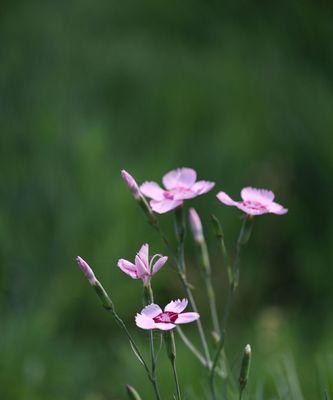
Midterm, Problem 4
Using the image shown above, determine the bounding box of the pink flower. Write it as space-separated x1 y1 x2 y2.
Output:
217 187 288 216
76 256 97 285
140 167 215 214
117 244 168 286
135 299 199 331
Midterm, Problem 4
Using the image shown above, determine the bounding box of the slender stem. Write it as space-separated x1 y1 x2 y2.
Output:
149 330 161 400
171 358 182 400
209 283 234 398
165 331 182 400
144 283 161 400
239 390 244 400
176 326 207 366
200 240 221 337
209 217 252 400
110 309 153 380
177 270 211 365
176 327 224 378
152 214 211 367
209 332 226 400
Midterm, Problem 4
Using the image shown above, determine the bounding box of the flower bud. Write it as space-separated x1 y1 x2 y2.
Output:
210 214 224 240
189 208 204 243
239 344 251 392
121 170 141 200
121 169 157 226
76 256 97 285
126 385 142 400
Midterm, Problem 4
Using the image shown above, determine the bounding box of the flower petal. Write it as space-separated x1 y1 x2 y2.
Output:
172 188 198 200
191 180 215 195
235 203 268 216
135 313 156 330
135 254 149 277
140 182 165 200
164 299 188 313
241 187 275 203
162 168 197 190
267 201 288 215
152 256 168 275
141 303 163 318
154 323 176 331
150 199 183 214
138 244 149 267
175 312 200 324
216 191 238 206
117 259 138 279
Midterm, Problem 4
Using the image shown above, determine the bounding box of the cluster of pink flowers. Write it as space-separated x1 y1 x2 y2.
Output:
77 167 288 332
122 167 288 217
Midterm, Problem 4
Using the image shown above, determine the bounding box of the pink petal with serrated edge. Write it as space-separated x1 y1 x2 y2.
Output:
141 304 162 318
191 180 215 195
164 299 188 313
176 312 200 324
241 187 275 203
162 168 197 190
267 202 288 215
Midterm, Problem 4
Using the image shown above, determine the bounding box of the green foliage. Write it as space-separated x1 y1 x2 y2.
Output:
1 0 332 398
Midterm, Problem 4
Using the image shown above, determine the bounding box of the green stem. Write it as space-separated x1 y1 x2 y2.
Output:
165 331 182 400
172 359 182 400
209 332 226 400
209 216 252 400
94 282 161 399
144 283 161 400
152 212 211 367
176 326 207 367
177 270 211 366
200 240 221 338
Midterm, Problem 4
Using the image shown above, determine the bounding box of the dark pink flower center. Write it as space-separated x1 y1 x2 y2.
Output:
164 191 174 200
153 312 179 324
241 200 267 211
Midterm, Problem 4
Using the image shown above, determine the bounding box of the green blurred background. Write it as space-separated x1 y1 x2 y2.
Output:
1 0 333 398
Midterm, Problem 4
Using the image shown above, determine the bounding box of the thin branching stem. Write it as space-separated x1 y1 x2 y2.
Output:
209 217 252 400
151 216 211 367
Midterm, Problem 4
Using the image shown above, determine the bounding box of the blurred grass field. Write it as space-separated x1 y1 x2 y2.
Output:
1 0 333 398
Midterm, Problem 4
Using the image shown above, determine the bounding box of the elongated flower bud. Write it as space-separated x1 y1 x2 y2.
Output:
121 169 157 226
121 170 141 200
76 256 97 285
189 208 204 244
76 256 114 310
211 214 224 240
126 385 142 400
239 344 251 392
